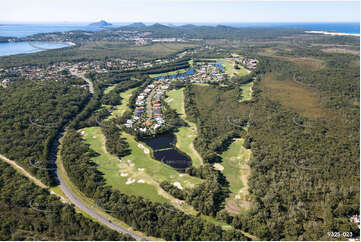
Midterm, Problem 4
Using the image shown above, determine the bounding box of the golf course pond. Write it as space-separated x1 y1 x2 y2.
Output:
142 133 192 172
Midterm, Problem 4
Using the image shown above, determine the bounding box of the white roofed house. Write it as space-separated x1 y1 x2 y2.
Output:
1 79 10 88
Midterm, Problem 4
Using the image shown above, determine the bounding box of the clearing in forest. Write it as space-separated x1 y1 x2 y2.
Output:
239 82 254 102
106 87 137 120
220 138 251 214
166 88 203 168
259 73 327 119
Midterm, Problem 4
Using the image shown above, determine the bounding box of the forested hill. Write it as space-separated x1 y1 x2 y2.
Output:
115 24 305 40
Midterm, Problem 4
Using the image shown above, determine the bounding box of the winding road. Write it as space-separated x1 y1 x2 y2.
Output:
0 73 145 241
56 151 144 240
57 73 145 240
70 70 95 94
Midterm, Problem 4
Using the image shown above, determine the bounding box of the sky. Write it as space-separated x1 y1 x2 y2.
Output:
0 0 359 23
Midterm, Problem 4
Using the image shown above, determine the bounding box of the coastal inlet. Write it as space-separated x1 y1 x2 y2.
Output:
0 41 73 57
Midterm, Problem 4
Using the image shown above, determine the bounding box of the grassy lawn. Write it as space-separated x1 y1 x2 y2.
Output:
239 81 254 102
80 127 202 207
79 127 249 230
149 68 188 78
166 88 203 167
103 84 116 94
106 87 137 120
121 132 202 188
220 138 252 214
213 58 250 77
81 127 168 203
189 59 194 67
56 133 157 240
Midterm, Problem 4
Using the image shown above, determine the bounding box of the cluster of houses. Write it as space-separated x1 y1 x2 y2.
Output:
20 29 153 46
241 58 258 69
191 63 225 83
125 79 169 133
0 51 191 85
0 64 72 82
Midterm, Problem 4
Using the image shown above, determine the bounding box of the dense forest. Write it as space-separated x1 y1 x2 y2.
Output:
0 160 133 240
184 85 249 163
118 24 304 40
0 80 89 186
230 42 360 240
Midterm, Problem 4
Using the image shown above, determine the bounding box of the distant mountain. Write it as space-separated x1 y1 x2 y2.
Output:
178 24 197 29
88 20 112 27
150 23 170 28
125 22 146 28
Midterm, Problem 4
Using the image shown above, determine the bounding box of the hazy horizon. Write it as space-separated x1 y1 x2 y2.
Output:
1 21 360 24
1 1 359 23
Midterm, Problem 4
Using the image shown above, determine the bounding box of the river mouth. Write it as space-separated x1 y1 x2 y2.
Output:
142 133 192 172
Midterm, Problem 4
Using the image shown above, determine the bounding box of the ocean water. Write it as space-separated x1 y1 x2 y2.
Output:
0 22 358 57
0 41 71 57
0 24 103 38
223 22 360 34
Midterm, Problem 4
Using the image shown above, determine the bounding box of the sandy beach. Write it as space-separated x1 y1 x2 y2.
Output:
305 30 360 37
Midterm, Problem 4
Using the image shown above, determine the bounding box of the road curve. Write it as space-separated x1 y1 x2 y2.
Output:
51 75 145 240
1 73 144 240
56 149 145 241
0 69 144 240
70 70 95 94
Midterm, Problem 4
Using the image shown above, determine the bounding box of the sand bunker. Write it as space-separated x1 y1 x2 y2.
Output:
127 160 134 167
92 136 96 138
120 172 128 177
126 178 136 184
137 144 150 154
137 179 145 183
173 182 183 190
235 195 241 199
138 168 145 171
80 131 85 135
178 174 184 177
213 163 224 171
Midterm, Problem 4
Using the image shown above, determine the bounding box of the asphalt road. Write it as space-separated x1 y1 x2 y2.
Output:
53 74 145 240
38 72 144 240
56 159 145 241
70 71 95 94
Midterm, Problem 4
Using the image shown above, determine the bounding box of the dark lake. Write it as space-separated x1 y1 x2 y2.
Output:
142 133 192 172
